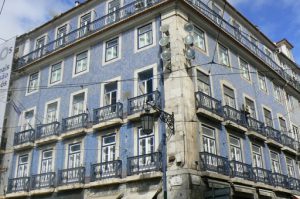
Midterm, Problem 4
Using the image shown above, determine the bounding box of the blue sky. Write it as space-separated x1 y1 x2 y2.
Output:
0 0 299 64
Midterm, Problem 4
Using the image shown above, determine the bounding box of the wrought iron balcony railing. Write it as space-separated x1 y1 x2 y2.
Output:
281 134 297 151
15 0 163 70
93 103 123 124
128 90 161 115
58 167 85 185
272 173 289 189
31 172 56 190
195 91 223 116
265 126 282 144
223 105 247 126
246 117 266 136
230 160 254 181
7 177 30 193
289 177 300 190
61 113 88 132
253 167 273 185
90 160 122 181
36 122 60 140
185 0 300 92
127 152 162 176
199 152 230 176
13 129 35 146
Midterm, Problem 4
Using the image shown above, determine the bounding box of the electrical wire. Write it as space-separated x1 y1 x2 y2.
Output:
0 0 5 15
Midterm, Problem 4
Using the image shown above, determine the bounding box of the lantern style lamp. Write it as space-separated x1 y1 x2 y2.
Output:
140 108 155 135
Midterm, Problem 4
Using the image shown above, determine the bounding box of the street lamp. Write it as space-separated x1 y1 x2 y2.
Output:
140 108 155 135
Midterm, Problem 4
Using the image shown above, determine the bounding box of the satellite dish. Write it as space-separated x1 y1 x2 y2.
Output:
185 48 195 60
160 24 170 33
159 36 170 47
184 23 194 33
161 49 171 61
184 35 194 45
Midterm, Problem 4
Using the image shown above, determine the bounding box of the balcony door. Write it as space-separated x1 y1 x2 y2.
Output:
101 134 116 177
39 150 53 186
104 82 118 116
15 155 29 191
229 136 243 173
67 143 81 182
138 128 155 170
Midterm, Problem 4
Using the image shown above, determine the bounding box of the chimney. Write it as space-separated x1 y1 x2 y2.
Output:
75 1 80 6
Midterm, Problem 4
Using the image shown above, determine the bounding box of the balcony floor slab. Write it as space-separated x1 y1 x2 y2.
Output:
35 135 59 145
246 131 267 141
125 171 162 183
230 178 255 187
60 128 86 139
127 110 158 121
30 188 55 195
200 171 230 182
222 121 247 132
265 139 283 148
13 143 34 151
196 108 224 122
56 183 84 192
85 177 122 188
5 191 29 198
93 118 123 130
281 146 297 155
258 189 276 198
232 184 256 195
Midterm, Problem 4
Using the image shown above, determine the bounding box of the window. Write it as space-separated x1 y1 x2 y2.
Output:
291 125 299 141
68 143 81 169
45 102 58 123
212 3 221 24
40 150 53 173
56 25 67 47
138 23 153 49
138 69 153 95
36 36 46 57
17 154 29 177
75 51 88 75
239 58 250 81
104 82 117 106
105 37 119 62
194 28 206 51
218 44 230 66
270 151 281 173
245 98 256 118
27 72 39 93
79 12 91 37
278 117 287 133
197 71 210 95
229 136 242 162
265 48 272 63
250 36 258 52
286 157 294 177
50 62 62 84
232 20 241 40
22 110 34 131
263 108 273 127
252 144 263 168
138 127 154 156
202 125 216 154
273 84 282 102
258 72 267 92
107 0 120 23
72 93 85 116
223 85 235 108
101 134 116 162
287 95 294 110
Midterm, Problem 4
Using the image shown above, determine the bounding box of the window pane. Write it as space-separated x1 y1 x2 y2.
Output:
138 23 153 49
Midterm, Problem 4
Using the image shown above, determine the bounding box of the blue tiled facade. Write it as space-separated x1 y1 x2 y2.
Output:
1 0 300 198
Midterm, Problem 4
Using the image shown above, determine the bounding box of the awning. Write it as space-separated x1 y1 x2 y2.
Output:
90 192 123 199
293 195 300 199
124 189 159 199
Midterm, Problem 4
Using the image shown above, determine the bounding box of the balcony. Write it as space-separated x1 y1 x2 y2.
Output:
199 152 230 176
35 122 60 145
230 160 255 182
15 0 163 70
90 160 122 184
185 0 300 93
272 173 289 189
127 91 161 120
289 177 300 190
93 103 123 130
13 129 35 150
7 177 30 195
253 167 273 186
222 105 247 132
61 113 88 139
281 134 297 153
246 117 266 140
127 152 162 176
265 126 282 147
57 167 85 191
195 91 223 122
30 172 55 194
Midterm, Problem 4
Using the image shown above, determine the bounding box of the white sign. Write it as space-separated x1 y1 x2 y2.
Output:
0 38 16 143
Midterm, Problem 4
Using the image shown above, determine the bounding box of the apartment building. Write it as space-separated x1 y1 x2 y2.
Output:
0 0 300 198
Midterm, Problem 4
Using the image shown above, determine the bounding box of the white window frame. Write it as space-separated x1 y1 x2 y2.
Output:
286 156 295 177
133 64 158 97
38 146 55 174
106 0 123 24
243 94 257 119
257 72 268 93
102 35 122 66
64 139 84 169
97 130 120 163
48 60 64 86
77 10 95 36
277 115 288 133
19 107 36 131
34 34 48 51
68 89 88 117
262 105 274 128
238 57 251 82
14 152 31 178
229 135 243 162
273 83 282 103
221 81 236 108
100 76 121 107
72 49 90 78
193 26 208 54
134 20 156 53
26 71 40 96
218 43 231 67
54 23 70 48
201 124 217 154
251 144 264 168
43 98 61 124
270 150 281 174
